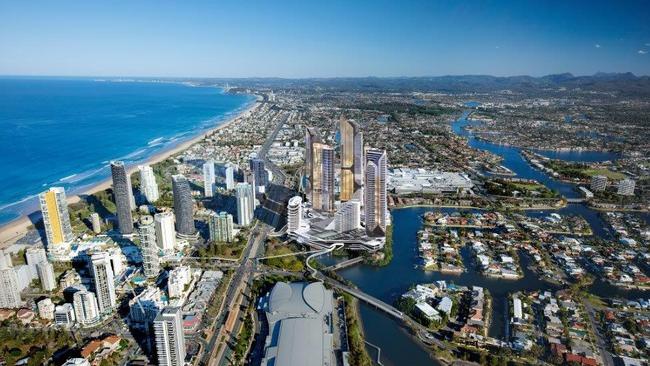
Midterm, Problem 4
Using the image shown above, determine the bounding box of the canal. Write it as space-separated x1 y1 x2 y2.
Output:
334 109 645 366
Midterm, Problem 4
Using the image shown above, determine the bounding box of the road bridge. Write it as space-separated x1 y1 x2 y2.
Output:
322 256 365 271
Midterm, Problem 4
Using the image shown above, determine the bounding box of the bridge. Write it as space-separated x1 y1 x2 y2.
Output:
566 198 586 203
322 256 365 271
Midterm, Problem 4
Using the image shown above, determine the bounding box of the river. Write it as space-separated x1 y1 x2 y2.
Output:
333 109 646 366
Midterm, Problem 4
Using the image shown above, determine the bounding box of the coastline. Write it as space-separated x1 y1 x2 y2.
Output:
0 98 260 249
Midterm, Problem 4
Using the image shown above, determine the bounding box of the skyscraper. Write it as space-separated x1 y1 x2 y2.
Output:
249 158 268 193
90 212 101 234
225 163 236 190
287 196 303 234
90 252 116 315
140 215 160 278
36 261 56 291
364 148 388 236
202 160 216 197
138 165 160 203
0 251 21 308
39 187 74 252
25 247 48 278
111 161 135 234
590 175 608 192
172 175 195 236
335 200 361 233
72 289 100 326
154 307 186 366
311 143 335 211
304 127 322 195
154 212 176 253
235 183 255 226
208 211 234 243
340 118 364 202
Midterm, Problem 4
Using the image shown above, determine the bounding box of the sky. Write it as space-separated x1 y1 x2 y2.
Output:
1 0 649 78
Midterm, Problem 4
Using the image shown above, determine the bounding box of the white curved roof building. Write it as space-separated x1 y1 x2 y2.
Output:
261 281 334 366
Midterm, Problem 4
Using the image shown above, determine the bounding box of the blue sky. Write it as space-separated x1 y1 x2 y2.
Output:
1 0 649 78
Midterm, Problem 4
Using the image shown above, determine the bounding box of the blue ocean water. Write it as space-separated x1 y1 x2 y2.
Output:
0 77 254 225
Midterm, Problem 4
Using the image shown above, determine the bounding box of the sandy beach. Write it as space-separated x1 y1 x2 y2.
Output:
0 99 260 249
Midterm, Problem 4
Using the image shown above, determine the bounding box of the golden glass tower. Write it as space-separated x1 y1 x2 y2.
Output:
39 187 73 251
339 118 363 201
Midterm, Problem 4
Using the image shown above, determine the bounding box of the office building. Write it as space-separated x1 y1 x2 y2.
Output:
154 307 186 366
0 251 21 308
155 212 176 253
236 182 255 226
208 211 234 243
225 163 236 190
37 298 55 320
311 143 335 211
340 118 364 201
90 212 101 234
140 215 160 278
37 261 56 291
129 286 163 328
250 158 268 193
167 266 191 299
590 175 608 192
287 196 303 234
202 160 216 197
73 290 100 326
54 303 76 326
139 165 160 203
365 148 388 236
172 175 195 236
260 282 335 366
90 252 116 315
14 264 35 291
111 161 135 234
617 178 636 196
335 200 361 233
39 187 74 252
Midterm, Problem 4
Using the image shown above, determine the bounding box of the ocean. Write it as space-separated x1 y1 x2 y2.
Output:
0 77 254 225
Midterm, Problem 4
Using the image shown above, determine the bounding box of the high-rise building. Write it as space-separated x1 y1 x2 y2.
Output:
172 175 195 236
129 286 163 329
335 200 361 233
37 261 56 291
340 118 364 202
236 183 255 226
39 187 74 253
202 160 216 197
249 158 268 193
617 178 636 196
0 251 21 308
90 212 101 234
90 252 116 315
54 303 76 326
37 298 55 320
154 306 186 366
311 143 335 211
25 247 48 278
365 148 388 236
287 196 303 234
304 127 322 195
208 211 234 243
73 289 100 326
139 165 160 203
111 161 135 234
154 212 177 253
590 175 608 192
225 163 236 190
140 216 160 278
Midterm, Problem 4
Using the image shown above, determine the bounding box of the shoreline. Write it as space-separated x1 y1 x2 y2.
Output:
0 98 260 249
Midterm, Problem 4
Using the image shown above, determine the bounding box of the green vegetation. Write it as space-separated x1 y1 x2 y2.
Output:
367 225 393 266
486 179 558 198
233 311 254 364
582 168 626 180
263 240 305 272
0 325 74 365
197 231 248 260
342 294 373 366
353 102 457 117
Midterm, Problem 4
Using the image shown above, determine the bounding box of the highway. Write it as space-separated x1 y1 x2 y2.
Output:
257 110 289 185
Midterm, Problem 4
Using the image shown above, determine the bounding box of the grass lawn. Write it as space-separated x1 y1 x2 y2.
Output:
582 168 626 180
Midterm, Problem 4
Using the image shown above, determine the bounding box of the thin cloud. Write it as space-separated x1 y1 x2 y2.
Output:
639 50 648 55
646 43 650 46
594 44 601 48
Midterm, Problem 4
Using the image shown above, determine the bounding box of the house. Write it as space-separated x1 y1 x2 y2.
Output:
437 297 453 315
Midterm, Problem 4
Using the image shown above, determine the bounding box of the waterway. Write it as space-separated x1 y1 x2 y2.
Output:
335 109 646 366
